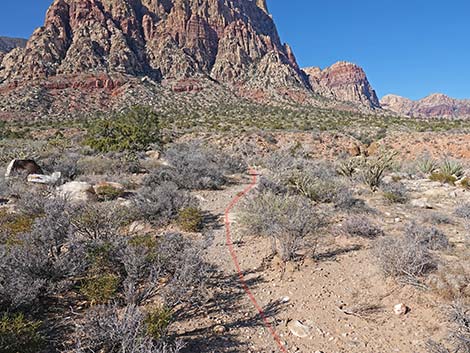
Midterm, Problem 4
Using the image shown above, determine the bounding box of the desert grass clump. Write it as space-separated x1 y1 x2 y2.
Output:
430 172 458 186
343 217 383 239
239 192 320 262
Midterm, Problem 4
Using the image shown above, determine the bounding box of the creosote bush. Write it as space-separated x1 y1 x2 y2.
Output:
239 192 321 262
85 106 161 153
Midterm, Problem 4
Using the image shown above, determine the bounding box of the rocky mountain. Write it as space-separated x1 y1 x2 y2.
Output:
0 36 27 63
303 62 381 108
0 0 387 117
0 0 307 90
381 93 470 119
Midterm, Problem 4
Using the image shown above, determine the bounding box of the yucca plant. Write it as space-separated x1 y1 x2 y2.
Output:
440 159 464 179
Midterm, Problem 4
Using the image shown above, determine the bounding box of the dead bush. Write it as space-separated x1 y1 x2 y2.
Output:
406 223 450 251
381 182 409 204
373 234 437 282
343 217 383 239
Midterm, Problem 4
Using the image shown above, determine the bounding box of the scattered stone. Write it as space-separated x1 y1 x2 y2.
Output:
410 198 432 209
213 325 226 334
288 320 312 338
393 303 409 316
57 181 98 203
27 172 61 185
145 150 161 159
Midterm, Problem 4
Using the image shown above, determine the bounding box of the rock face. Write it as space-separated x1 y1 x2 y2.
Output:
303 62 381 108
0 0 306 89
381 93 470 119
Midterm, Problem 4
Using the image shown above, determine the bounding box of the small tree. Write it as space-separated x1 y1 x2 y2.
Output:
85 106 161 153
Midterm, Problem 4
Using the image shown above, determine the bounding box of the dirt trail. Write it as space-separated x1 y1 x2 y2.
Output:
180 173 450 353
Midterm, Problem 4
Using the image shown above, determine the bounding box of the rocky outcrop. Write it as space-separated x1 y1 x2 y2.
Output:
381 93 470 119
0 37 27 65
304 62 381 108
0 0 306 90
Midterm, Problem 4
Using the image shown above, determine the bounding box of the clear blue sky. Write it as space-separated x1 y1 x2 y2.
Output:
1 0 469 100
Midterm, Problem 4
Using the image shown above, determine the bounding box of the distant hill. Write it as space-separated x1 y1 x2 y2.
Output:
381 93 470 119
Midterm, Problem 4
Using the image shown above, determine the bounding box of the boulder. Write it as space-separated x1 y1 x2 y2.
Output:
5 159 43 177
57 182 97 203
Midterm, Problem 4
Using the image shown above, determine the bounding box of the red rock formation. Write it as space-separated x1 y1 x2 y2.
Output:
0 0 306 90
304 62 381 108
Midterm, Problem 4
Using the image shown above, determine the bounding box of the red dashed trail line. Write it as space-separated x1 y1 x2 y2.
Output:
224 168 288 353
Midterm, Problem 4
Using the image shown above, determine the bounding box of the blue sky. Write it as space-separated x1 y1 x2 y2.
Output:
1 0 469 100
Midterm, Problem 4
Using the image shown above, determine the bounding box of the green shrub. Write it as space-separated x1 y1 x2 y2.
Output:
0 313 44 353
145 307 173 340
85 106 160 153
177 207 203 232
416 156 438 175
80 273 120 305
94 185 124 201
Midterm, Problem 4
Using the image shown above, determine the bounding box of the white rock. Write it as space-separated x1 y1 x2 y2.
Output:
57 182 98 203
288 320 311 338
393 303 408 316
27 172 61 185
410 198 432 209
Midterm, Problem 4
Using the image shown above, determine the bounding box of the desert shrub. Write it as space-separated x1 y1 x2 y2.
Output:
423 212 453 225
40 151 81 181
257 176 288 195
239 192 320 261
428 264 470 300
0 198 86 310
373 234 437 281
381 182 409 204
448 301 470 352
456 203 470 221
80 273 120 305
343 217 383 239
163 142 246 190
177 207 203 232
406 223 450 251
0 313 44 353
145 307 173 340
358 151 397 191
460 177 470 190
94 184 124 201
85 106 161 153
426 340 450 353
440 159 464 179
430 172 458 185
75 305 183 353
133 183 197 226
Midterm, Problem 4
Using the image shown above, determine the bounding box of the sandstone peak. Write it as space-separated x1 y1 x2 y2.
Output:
0 0 307 90
303 61 380 108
